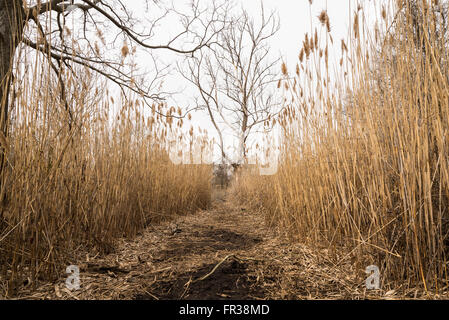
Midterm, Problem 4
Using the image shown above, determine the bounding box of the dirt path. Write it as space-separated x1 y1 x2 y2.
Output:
16 195 383 300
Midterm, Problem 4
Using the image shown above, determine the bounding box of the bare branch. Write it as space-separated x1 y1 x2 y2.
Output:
182 2 281 163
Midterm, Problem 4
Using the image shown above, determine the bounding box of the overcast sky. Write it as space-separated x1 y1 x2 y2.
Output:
119 1 383 164
166 0 362 108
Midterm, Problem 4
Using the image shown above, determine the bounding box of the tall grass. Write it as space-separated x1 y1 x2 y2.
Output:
234 0 449 290
0 36 211 296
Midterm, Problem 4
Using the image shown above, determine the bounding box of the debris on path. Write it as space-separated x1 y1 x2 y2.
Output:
11 197 417 300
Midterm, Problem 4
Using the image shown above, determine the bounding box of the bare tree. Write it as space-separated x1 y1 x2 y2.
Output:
0 0 228 177
181 3 281 165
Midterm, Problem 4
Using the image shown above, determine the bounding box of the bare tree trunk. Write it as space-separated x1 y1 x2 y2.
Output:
0 0 23 128
240 111 248 163
0 0 23 206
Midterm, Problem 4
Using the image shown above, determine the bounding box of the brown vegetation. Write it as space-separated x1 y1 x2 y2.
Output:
232 0 449 292
0 48 211 296
4 0 449 300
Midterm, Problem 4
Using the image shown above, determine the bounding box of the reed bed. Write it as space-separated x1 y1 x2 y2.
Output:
0 41 211 296
233 0 449 291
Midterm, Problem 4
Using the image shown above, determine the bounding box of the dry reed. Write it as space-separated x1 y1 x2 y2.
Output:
233 0 449 292
0 31 211 296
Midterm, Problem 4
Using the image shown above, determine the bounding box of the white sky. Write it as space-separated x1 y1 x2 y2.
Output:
113 1 383 164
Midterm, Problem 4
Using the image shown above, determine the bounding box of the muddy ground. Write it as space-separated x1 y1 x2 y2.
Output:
8 191 439 300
